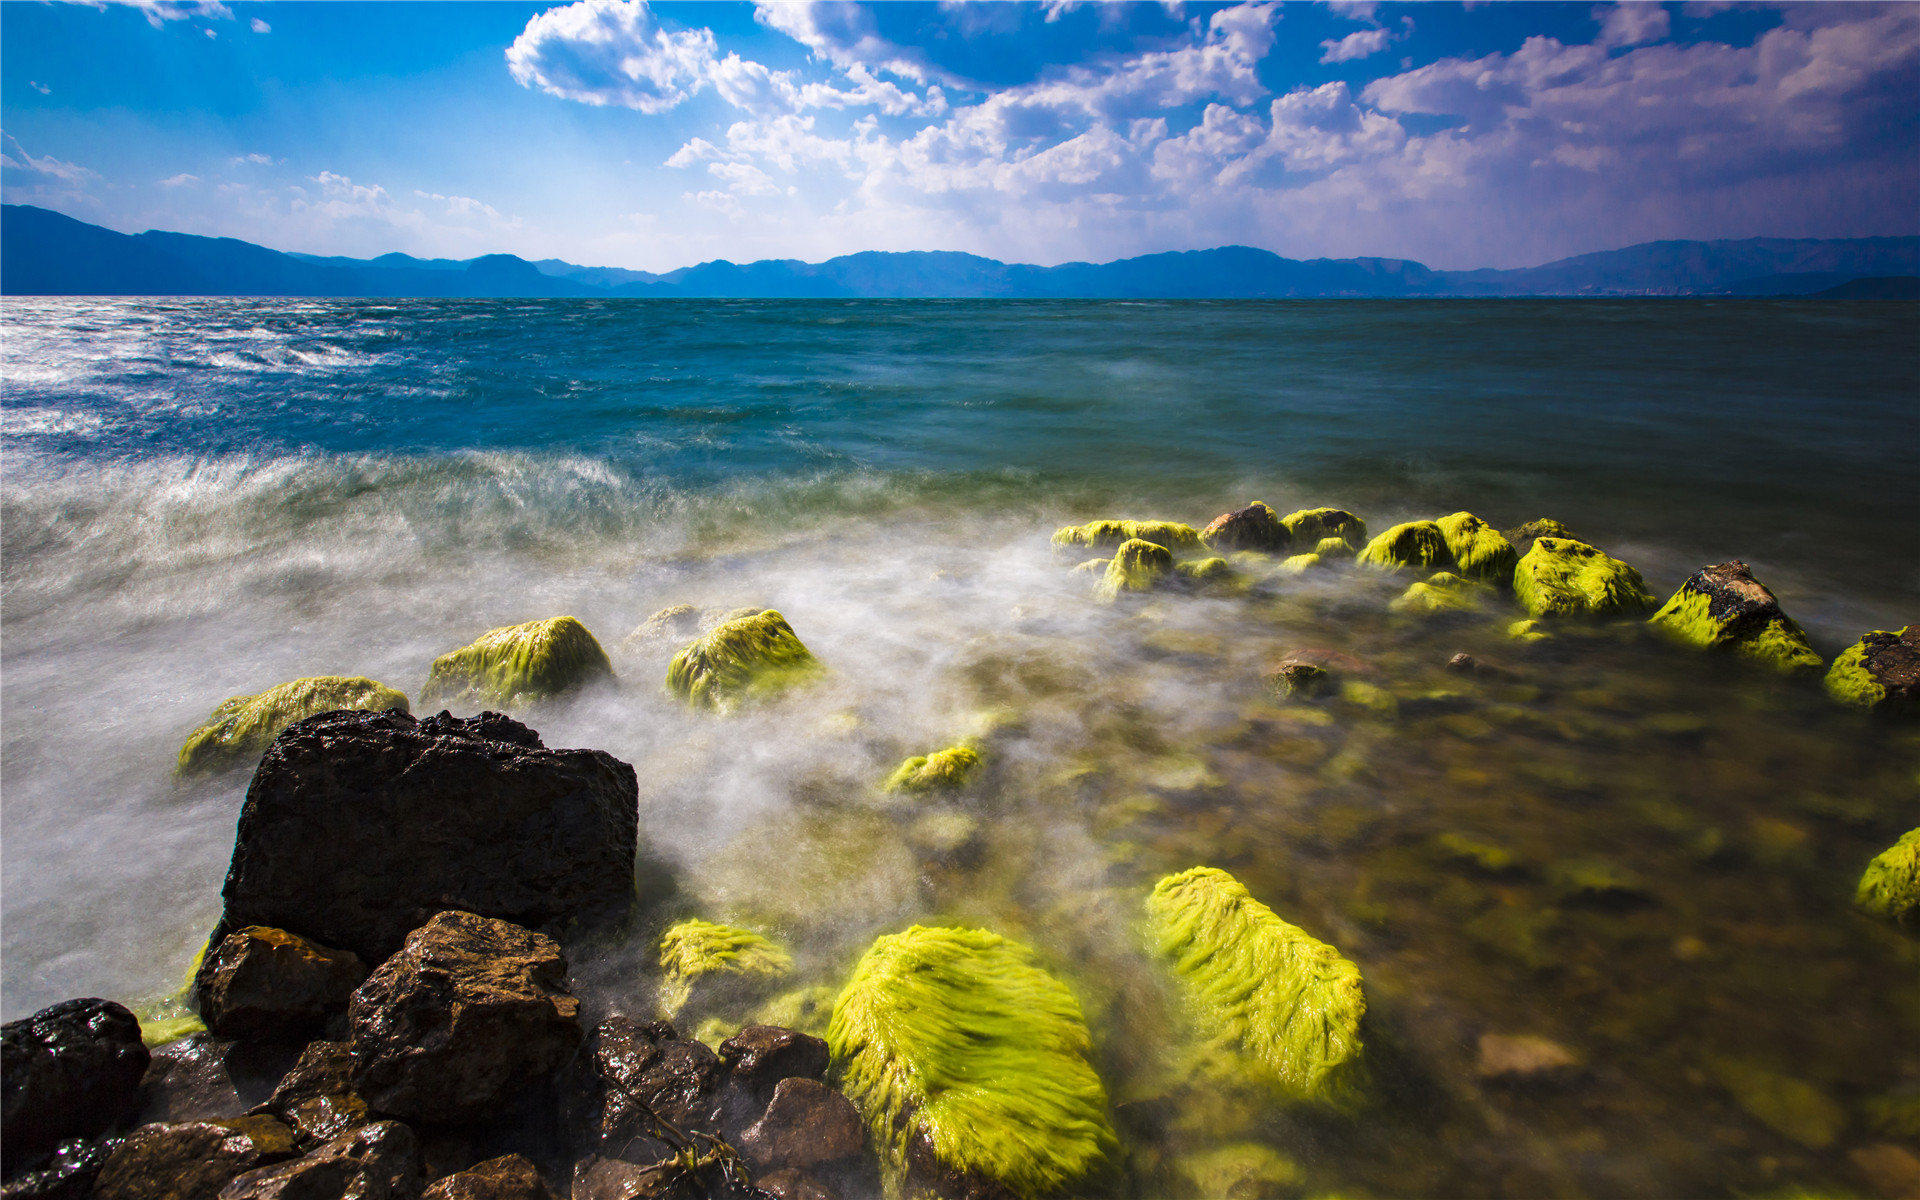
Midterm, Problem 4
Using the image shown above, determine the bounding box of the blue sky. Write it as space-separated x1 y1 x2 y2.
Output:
2 1 1914 271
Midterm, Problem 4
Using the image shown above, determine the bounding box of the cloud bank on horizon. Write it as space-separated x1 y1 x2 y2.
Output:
2 1 1915 271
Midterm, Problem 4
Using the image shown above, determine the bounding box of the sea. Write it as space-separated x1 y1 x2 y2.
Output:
2 297 1916 1197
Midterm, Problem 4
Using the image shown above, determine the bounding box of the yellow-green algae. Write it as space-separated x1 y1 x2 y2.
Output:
885 745 983 794
1052 519 1201 558
666 609 822 712
1507 618 1552 642
753 985 838 1038
420 616 612 710
1312 536 1356 561
178 676 410 774
1648 564 1823 674
1170 1143 1300 1198
1389 571 1488 615
1434 512 1517 584
1279 507 1367 550
657 918 793 1018
1175 557 1235 589
1511 537 1655 619
1825 626 1913 710
1856 828 1920 924
1280 553 1325 573
1356 521 1451 572
1145 867 1366 1107
828 925 1116 1198
1096 538 1175 603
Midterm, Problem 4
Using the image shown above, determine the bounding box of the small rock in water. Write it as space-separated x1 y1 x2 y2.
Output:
569 1156 697 1200
1357 520 1451 572
1706 1057 1846 1150
1200 502 1287 553
666 610 823 712
623 605 702 651
419 615 613 710
1262 659 1331 700
2 998 151 1175
195 927 368 1043
1512 537 1655 619
1475 1034 1582 1083
422 1155 553 1200
1648 559 1823 674
1849 1144 1920 1200
1445 652 1520 680
93 1119 297 1200
719 1026 830 1112
1503 517 1584 559
738 1078 865 1171
1856 829 1920 925
220 1120 422 1200
752 1169 840 1200
1826 625 1919 711
571 1017 727 1158
176 676 411 776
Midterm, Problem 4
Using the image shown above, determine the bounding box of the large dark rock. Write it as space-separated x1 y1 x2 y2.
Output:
1199 502 1287 553
736 1079 863 1172
195 928 368 1042
572 1018 726 1160
220 1120 422 1200
2 999 151 1175
93 1119 297 1200
0 1138 119 1200
214 709 640 965
717 1027 828 1113
421 1155 552 1200
349 912 582 1125
255 1041 371 1147
137 1035 301 1125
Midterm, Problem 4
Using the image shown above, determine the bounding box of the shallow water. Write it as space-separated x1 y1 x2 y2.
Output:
2 297 1916 1197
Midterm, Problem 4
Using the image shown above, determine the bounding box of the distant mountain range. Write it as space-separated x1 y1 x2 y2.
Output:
4 204 1916 299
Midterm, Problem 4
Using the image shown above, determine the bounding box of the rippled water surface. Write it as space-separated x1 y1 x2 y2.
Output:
3 298 1916 1198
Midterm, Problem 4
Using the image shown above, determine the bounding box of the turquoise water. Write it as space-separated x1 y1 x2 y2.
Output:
2 298 1915 1196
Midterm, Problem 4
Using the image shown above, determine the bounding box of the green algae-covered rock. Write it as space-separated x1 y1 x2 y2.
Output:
1262 660 1331 700
1279 553 1324 573
1504 517 1581 558
658 918 793 1018
885 745 982 794
178 676 410 774
1389 571 1489 615
1356 521 1450 572
1856 828 1920 925
1201 502 1286 553
1825 626 1919 711
1145 867 1366 1107
1508 618 1552 642
1434 512 1518 584
1175 556 1234 588
1052 519 1201 558
1096 538 1175 603
421 616 612 710
1649 560 1823 674
1280 507 1367 550
829 925 1115 1198
1170 1144 1300 1198
1311 536 1356 561
666 609 821 711
1512 537 1655 619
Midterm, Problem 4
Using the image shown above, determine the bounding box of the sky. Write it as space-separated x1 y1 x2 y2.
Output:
1 1 1915 272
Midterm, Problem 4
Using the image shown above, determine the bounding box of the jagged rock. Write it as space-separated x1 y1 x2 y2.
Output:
93 1119 297 1200
214 708 638 964
195 928 368 1043
738 1079 863 1172
256 1041 370 1147
419 616 613 710
348 912 581 1125
718 1027 829 1113
572 1018 725 1159
1200 503 1286 553
421 1155 552 1200
1648 560 1823 674
2 999 151 1175
0 1137 119 1200
1827 626 1920 711
137 1035 299 1124
220 1120 422 1200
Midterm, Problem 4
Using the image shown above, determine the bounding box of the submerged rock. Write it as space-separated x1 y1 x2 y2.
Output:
215 708 638 965
421 617 612 710
1310 535 1357 561
1278 507 1366 550
1095 538 1174 603
1173 557 1234 589
93 1119 297 1200
666 610 822 712
1511 537 1655 619
1503 517 1582 558
193 927 368 1043
738 1078 865 1172
1475 1034 1581 1083
423 1155 552 1200
177 677 409 776
828 926 1114 1199
1706 1058 1846 1150
883 746 981 794
657 920 793 1021
1050 519 1200 558
1261 660 1331 700
1389 571 1489 615
1857 829 1920 925
219 1120 421 1200
571 1017 727 1156
623 605 703 652
1826 626 1919 711
1648 560 1823 674
1356 521 1450 572
1144 867 1366 1107
1434 512 1517 584
348 911 582 1125
2 999 151 1175
1168 1144 1298 1199
719 1026 830 1113
1199 503 1286 553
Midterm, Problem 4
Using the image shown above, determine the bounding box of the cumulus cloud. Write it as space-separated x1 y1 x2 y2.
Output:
1 132 97 183
84 0 232 29
507 0 717 112
1593 2 1670 50
250 16 268 33
158 172 199 186
753 1 940 83
1320 27 1390 64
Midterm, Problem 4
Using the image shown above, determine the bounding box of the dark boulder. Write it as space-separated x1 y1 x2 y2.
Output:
219 1120 422 1200
214 709 639 965
571 1018 725 1160
421 1155 552 1200
737 1079 863 1173
195 928 368 1043
717 1027 828 1113
255 1041 370 1147
1828 625 1920 711
2 998 151 1175
93 1119 297 1200
138 1035 302 1125
349 912 582 1125
1200 502 1287 553
0 1138 119 1200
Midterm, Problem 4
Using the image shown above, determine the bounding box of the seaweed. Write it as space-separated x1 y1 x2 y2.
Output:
1856 828 1920 924
178 675 409 774
884 745 983 794
658 918 793 1018
1434 511 1518 584
1512 537 1655 619
420 615 612 709
666 609 822 712
1356 521 1451 572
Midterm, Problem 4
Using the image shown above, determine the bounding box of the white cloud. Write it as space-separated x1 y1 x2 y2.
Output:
753 1 938 83
1319 27 1390 64
250 16 268 33
506 0 718 113
232 152 274 165
707 160 783 196
204 27 216 39
1593 3 1670 50
82 0 233 29
30 81 52 94
1325 0 1378 20
0 133 97 183
158 172 199 186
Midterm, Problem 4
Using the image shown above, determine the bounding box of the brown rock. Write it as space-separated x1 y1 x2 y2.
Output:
219 1121 421 1200
2 998 151 1174
1445 652 1519 680
1200 503 1286 553
1261 660 1330 699
717 1027 828 1111
94 1119 297 1200
195 928 368 1042
256 1042 371 1147
1503 519 1588 559
1475 1033 1582 1083
752 1169 839 1200
348 912 581 1125
1280 647 1374 676
572 1018 726 1158
421 1155 551 1200
737 1080 862 1172
568 1157 698 1200
138 1036 301 1125
1856 626 1920 706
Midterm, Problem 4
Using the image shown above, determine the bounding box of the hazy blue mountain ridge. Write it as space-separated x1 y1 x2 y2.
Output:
4 204 1915 298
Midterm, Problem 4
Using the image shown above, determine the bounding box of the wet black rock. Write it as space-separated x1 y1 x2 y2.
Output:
717 1026 828 1114
737 1079 863 1172
752 1169 839 1200
137 1035 302 1125
195 927 368 1043
0 1138 120 1200
214 709 640 964
572 1018 726 1160
349 912 582 1125
569 1156 697 1200
2 998 151 1176
421 1155 553 1200
93 1118 297 1200
220 1120 422 1200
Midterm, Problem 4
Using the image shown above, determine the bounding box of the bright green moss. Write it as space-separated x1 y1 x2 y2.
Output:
666 609 822 712
1279 553 1324 573
1145 867 1366 1107
885 745 982 794
657 918 793 1018
1856 828 1920 924
1096 538 1175 603
1508 618 1552 642
1279 507 1367 550
1051 520 1201 558
1434 512 1518 584
1825 627 1913 710
1389 571 1488 615
1170 1144 1300 1198
178 676 410 774
1312 536 1356 561
1648 565 1823 674
829 926 1116 1198
1175 557 1234 587
753 985 839 1038
1356 521 1450 572
421 616 612 710
1511 538 1655 619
